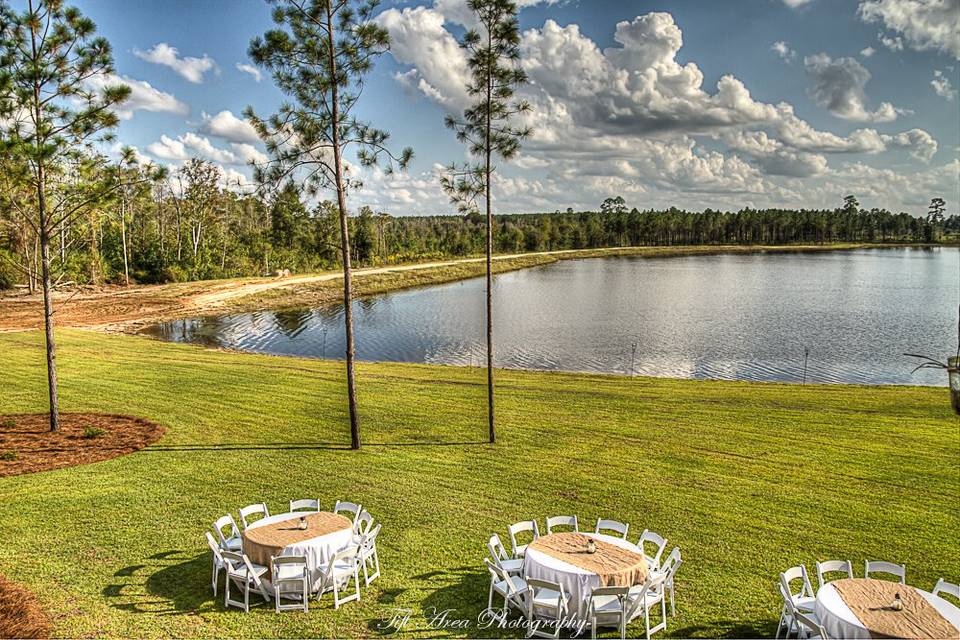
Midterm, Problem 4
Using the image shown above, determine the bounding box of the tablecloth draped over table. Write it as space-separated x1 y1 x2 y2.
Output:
528 532 649 587
242 511 352 572
832 579 959 640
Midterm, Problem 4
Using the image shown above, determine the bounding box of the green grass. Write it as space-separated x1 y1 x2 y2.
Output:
0 330 957 638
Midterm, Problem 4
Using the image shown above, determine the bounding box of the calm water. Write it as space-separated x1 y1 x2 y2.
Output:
143 248 958 386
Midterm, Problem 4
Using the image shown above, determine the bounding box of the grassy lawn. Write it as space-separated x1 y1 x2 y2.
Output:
0 329 957 638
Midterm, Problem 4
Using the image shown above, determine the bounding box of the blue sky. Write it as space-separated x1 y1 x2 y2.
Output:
64 0 960 215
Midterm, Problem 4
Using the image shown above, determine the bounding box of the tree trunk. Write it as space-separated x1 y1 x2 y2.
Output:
120 195 129 286
484 26 496 445
37 163 60 432
326 2 360 450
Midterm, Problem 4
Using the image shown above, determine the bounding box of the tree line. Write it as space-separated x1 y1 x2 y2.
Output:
3 182 955 291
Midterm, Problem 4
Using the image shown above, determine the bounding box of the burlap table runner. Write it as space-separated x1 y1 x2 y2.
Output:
833 578 959 639
242 512 352 572
528 532 649 587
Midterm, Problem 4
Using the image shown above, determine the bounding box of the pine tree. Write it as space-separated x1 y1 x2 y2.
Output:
247 0 412 449
0 0 129 431
441 0 531 444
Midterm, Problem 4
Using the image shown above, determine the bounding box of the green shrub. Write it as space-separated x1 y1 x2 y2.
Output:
0 418 15 429
0 250 18 290
83 427 105 439
0 450 18 461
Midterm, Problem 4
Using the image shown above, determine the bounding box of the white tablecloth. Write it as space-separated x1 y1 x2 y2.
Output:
815 582 960 640
523 532 644 620
245 512 355 590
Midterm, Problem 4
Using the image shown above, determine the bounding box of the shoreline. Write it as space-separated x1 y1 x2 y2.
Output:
0 242 948 333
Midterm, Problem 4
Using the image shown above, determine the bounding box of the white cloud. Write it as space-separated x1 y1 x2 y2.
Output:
235 63 262 82
229 142 269 165
86 73 189 120
771 41 797 62
803 52 905 122
134 43 218 83
146 135 189 162
931 69 957 99
432 0 558 29
146 132 265 166
783 0 815 7
197 110 261 145
860 46 877 57
879 32 905 51
859 0 960 59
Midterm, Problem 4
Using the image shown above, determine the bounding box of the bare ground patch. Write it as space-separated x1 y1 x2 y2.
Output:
0 413 165 477
0 574 50 639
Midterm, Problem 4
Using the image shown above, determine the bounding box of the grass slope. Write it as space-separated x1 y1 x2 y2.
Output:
0 330 957 638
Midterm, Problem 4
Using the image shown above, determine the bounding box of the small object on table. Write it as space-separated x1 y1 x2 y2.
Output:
298 516 308 530
586 539 596 554
892 592 903 611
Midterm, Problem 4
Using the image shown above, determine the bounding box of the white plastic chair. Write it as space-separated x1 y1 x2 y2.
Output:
777 567 815 639
864 560 905 583
222 550 270 612
316 545 361 608
354 509 374 540
637 530 668 570
815 560 853 588
526 578 569 639
204 531 226 596
213 514 242 551
289 498 319 512
359 523 381 586
488 533 524 576
655 547 682 616
239 503 270 530
545 515 578 534
484 558 528 624
508 520 540 558
588 585 629 639
624 572 668 639
333 500 363 527
933 578 960 600
595 518 629 539
272 555 309 613
779 582 827 639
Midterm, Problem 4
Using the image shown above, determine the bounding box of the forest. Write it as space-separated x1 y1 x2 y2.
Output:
1 164 955 291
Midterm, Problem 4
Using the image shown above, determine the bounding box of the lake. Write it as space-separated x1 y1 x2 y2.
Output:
142 248 958 386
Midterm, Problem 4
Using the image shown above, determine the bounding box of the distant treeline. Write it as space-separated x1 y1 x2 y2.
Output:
2 164 955 289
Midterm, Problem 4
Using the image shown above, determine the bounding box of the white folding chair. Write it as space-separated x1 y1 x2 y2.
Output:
508 520 540 558
272 555 309 613
815 560 853 588
864 560 905 583
933 578 960 601
655 547 682 617
777 567 815 639
354 509 374 540
213 514 242 551
204 531 226 596
545 515 578 534
484 558 528 624
624 572 668 639
333 500 363 527
526 578 569 639
637 530 668 570
779 582 828 639
289 498 319 512
588 585 629 639
488 533 524 576
316 545 361 608
222 550 270 612
595 518 629 539
359 523 381 586
239 503 270 530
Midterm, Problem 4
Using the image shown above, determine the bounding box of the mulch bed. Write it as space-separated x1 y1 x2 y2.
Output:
0 574 49 639
0 413 165 477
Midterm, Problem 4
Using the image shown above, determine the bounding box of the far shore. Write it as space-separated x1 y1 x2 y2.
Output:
0 242 949 333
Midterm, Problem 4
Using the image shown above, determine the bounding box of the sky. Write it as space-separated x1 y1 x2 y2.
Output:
58 0 960 216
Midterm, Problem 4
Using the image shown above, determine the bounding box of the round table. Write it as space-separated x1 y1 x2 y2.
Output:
815 579 960 639
242 511 354 590
523 532 648 620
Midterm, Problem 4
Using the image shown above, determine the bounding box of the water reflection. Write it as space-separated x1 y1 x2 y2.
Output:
140 248 958 386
